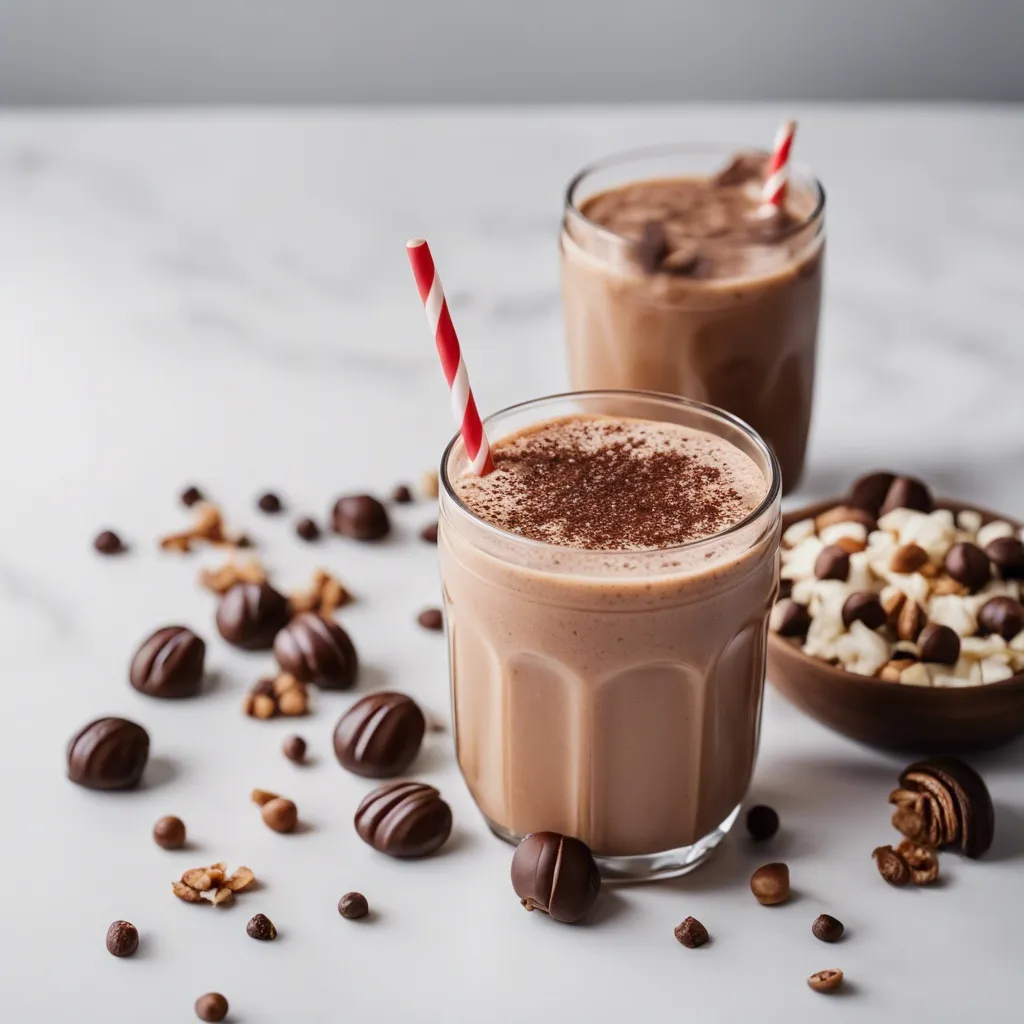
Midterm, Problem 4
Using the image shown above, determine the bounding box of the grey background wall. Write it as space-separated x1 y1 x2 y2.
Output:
1 0 1022 104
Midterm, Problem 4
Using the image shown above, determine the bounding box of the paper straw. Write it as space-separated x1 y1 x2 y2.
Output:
762 120 797 207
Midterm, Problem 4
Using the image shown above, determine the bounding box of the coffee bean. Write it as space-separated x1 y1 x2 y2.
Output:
130 625 205 699
261 797 298 833
355 781 452 858
334 692 425 778
872 845 910 886
338 892 369 920
282 735 307 764
511 831 601 924
391 484 414 504
331 494 390 541
814 545 850 582
180 485 204 507
420 521 439 544
848 471 895 516
746 804 780 841
986 536 1024 580
295 517 320 542
978 596 1024 640
93 530 126 555
944 542 992 592
215 581 290 651
808 968 844 993
841 593 886 630
673 916 709 948
274 612 358 689
750 862 789 905
195 993 229 1022
917 623 961 665
246 913 277 940
880 475 933 515
636 221 670 274
153 815 186 850
67 717 149 791
811 914 844 943
105 920 139 958
257 492 283 514
417 607 444 631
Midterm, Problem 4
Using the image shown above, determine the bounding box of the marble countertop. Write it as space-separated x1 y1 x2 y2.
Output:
2 105 1022 1022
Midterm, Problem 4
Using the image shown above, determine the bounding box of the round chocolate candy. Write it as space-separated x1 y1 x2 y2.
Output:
354 781 452 858
333 692 425 778
917 623 961 666
273 612 358 690
814 545 850 582
978 597 1024 641
511 831 601 924
773 600 811 638
944 542 992 592
847 471 895 517
879 475 933 515
129 625 205 699
985 536 1024 580
67 717 149 791
331 494 390 541
215 581 290 651
842 592 886 630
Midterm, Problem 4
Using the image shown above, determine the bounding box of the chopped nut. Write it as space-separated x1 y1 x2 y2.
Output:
897 599 928 641
896 839 939 885
223 866 255 892
290 568 353 616
835 535 867 555
159 503 249 553
277 687 309 717
873 845 911 886
251 788 279 807
182 869 215 892
879 660 909 682
199 558 267 595
172 881 205 903
210 887 235 906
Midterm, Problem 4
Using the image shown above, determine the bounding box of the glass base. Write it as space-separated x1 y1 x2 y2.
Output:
485 803 741 883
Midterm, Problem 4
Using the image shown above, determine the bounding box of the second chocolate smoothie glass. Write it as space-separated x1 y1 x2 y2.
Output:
560 145 825 492
438 391 781 881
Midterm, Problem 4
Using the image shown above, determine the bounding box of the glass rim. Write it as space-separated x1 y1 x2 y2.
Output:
440 388 782 557
563 142 827 249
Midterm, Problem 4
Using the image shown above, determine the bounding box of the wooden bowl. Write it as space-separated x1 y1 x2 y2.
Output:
767 498 1024 753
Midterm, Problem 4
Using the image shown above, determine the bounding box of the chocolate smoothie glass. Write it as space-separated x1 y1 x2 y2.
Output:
438 391 781 880
561 145 825 492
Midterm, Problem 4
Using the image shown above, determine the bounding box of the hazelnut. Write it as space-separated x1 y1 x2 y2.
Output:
750 862 790 905
262 797 298 833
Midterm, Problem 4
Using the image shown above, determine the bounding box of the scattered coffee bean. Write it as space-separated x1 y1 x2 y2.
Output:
334 692 425 778
105 920 139 958
93 529 127 555
750 862 789 905
417 608 443 631
195 992 229 1022
917 623 961 665
814 545 850 582
847 471 895 516
773 600 811 638
282 735 307 764
153 815 187 850
246 913 277 940
274 612 358 690
180 485 204 507
511 831 601 924
261 797 298 834
67 717 149 790
872 845 910 886
880 475 933 515
354 781 452 858
808 968 844 993
944 541 992 592
746 805 779 841
420 521 439 544
674 916 709 948
635 221 670 274
391 484 414 504
338 892 369 920
257 492 283 514
295 517 320 542
978 596 1024 640
812 914 844 942
841 592 886 630
130 625 206 699
216 581 291 651
985 536 1024 580
331 494 390 541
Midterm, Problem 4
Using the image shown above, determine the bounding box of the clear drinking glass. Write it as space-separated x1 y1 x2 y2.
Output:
438 390 782 881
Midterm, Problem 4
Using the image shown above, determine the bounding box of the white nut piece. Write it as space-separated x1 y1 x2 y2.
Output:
926 594 978 638
808 579 853 622
885 571 931 608
835 621 890 677
802 613 844 662
791 578 815 605
933 672 974 688
847 552 873 592
782 518 817 548
878 508 922 537
819 521 868 547
971 657 1015 685
899 514 955 562
1010 631 1024 654
977 520 1014 549
957 509 983 535
780 536 824 581
929 509 956 530
899 662 934 687
959 635 1009 661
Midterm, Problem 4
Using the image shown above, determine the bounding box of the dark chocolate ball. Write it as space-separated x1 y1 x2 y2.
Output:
847 472 895 517
814 545 850 582
334 692 425 778
274 612 358 690
879 476 933 515
842 592 886 630
917 623 961 666
67 717 149 791
215 581 290 651
511 831 601 924
945 542 992 592
331 494 390 541
129 626 205 698
774 600 811 638
985 537 1024 580
978 597 1024 641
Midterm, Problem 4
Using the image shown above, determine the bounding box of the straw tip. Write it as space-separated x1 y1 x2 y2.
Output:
406 237 427 249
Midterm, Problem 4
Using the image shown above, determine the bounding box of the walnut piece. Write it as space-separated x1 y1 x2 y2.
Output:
223 866 255 892
872 845 911 886
182 869 215 892
172 881 205 903
173 864 255 907
199 559 267 595
896 839 940 885
290 568 353 616
159 503 248 553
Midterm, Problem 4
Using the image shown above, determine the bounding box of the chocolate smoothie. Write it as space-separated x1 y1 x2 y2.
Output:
561 146 825 492
438 392 781 880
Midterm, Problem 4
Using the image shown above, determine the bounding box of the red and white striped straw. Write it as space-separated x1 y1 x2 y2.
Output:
406 238 495 477
762 119 797 207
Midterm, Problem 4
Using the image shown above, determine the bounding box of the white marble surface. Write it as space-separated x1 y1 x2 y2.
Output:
2 106 1023 1022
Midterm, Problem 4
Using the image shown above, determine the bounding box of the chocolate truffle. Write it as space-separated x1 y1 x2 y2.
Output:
331 494 390 541
334 692 425 778
273 612 358 690
67 717 149 791
354 781 452 858
511 832 601 924
129 626 205 698
215 581 290 651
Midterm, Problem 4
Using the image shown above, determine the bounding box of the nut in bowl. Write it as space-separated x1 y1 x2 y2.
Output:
767 473 1024 752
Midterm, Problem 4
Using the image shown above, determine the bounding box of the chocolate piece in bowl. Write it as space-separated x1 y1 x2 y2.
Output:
333 692 425 778
847 471 895 517
274 612 358 690
354 781 452 858
985 536 1024 579
944 542 992 592
813 545 849 581
67 717 149 791
331 494 390 541
129 626 206 698
511 832 601 924
918 623 961 666
880 475 933 515
215 581 290 651
841 592 886 630
978 597 1024 641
